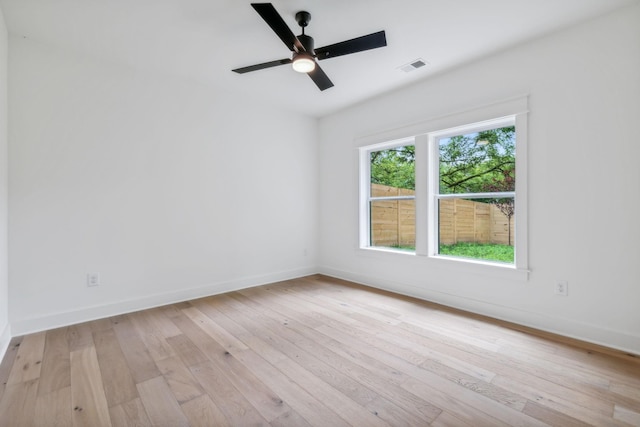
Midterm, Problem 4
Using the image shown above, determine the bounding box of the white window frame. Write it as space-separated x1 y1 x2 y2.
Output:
359 138 416 253
427 116 517 261
358 96 529 279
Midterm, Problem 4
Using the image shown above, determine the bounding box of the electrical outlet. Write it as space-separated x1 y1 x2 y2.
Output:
87 273 100 287
555 280 568 296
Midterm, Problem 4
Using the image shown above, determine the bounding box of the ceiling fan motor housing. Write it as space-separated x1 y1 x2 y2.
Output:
297 34 315 54
295 11 314 54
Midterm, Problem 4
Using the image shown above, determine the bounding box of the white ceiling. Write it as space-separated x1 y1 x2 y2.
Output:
0 0 637 117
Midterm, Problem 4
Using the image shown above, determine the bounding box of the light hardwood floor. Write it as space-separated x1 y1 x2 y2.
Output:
1 275 639 426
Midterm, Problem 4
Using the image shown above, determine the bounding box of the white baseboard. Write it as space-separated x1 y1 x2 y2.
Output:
0 322 10 363
7 265 640 357
10 267 317 336
318 266 640 356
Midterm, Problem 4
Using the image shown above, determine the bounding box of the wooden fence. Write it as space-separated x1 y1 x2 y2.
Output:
370 184 514 247
370 184 416 247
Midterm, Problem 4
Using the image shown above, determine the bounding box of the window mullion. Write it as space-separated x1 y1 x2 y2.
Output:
415 135 428 256
426 134 440 256
359 148 372 248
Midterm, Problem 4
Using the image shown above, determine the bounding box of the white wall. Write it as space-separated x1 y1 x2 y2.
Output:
4 4 639 357
318 4 640 353
0 6 9 356
8 36 319 334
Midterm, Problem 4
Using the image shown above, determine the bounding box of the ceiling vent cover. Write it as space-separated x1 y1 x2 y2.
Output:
399 59 427 73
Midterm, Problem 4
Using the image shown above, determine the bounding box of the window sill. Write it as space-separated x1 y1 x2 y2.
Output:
357 246 529 281
357 246 417 257
428 254 529 281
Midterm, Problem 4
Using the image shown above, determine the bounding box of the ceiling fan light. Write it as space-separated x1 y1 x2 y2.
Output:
292 53 316 73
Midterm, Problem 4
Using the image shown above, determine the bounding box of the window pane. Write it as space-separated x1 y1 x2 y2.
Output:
370 199 415 251
438 126 515 195
370 146 415 195
438 197 514 263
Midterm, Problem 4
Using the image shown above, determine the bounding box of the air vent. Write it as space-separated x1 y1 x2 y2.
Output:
399 59 428 73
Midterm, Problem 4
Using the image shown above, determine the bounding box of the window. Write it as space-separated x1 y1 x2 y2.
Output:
363 142 416 252
359 97 528 275
429 118 516 264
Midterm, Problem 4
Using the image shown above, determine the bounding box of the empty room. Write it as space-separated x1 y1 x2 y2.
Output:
0 0 639 426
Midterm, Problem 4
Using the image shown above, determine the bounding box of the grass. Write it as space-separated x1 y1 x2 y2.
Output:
389 242 514 263
389 244 415 251
439 242 514 263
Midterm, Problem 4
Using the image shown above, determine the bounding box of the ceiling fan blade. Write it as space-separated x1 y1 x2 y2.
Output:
308 64 334 91
251 3 304 53
232 58 292 74
315 30 387 60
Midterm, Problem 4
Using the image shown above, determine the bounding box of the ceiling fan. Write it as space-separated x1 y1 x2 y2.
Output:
232 3 387 91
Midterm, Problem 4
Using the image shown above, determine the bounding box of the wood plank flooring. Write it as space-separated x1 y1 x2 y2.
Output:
0 275 639 426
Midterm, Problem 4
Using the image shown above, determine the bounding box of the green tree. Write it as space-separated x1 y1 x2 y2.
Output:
370 146 415 190
439 126 515 194
369 126 515 196
440 126 516 245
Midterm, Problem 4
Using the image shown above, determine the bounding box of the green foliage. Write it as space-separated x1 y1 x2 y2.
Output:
370 146 415 190
438 126 515 194
369 127 515 195
439 242 514 263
